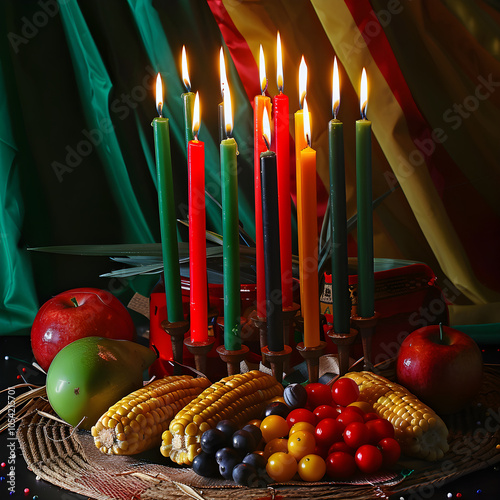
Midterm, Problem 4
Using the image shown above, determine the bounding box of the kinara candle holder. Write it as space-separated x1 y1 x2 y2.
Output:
351 311 380 371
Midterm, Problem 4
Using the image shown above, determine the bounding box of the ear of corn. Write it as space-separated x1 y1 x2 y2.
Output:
91 375 210 455
161 370 283 465
344 371 449 461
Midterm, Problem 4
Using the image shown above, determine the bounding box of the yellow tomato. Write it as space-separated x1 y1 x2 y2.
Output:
270 396 286 404
266 452 297 482
287 430 316 461
260 415 289 443
298 454 327 482
263 438 289 459
289 421 315 436
348 401 373 413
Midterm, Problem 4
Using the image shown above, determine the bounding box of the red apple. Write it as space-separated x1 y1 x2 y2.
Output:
31 288 136 372
396 325 483 415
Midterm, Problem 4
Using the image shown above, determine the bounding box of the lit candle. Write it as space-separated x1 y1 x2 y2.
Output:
218 47 226 144
220 77 241 351
298 98 320 348
152 74 184 322
329 57 350 334
260 107 283 352
254 44 272 319
182 45 195 151
188 92 208 343
273 32 293 309
356 68 374 318
294 56 309 319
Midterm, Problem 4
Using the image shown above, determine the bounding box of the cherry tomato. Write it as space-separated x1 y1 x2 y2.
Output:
305 383 333 408
287 430 316 460
289 421 315 436
378 437 401 467
328 441 354 456
355 444 383 474
343 421 370 449
363 412 380 422
286 408 316 428
366 418 395 444
348 401 373 414
314 418 344 447
266 452 297 482
325 451 357 479
336 408 364 426
313 444 329 459
270 396 286 404
331 377 360 406
313 404 340 422
263 438 289 459
260 415 289 443
344 404 365 416
298 454 327 482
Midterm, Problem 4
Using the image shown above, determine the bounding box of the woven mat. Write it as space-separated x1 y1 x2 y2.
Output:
16 367 500 500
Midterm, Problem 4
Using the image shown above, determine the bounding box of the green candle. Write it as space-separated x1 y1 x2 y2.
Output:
220 80 241 351
355 68 374 318
181 45 195 150
153 74 184 322
329 57 350 334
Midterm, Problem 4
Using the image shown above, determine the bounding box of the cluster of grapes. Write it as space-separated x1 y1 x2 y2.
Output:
192 420 272 487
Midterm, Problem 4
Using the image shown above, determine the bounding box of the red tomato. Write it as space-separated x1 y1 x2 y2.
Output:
314 444 329 459
328 441 354 456
314 418 344 447
344 404 365 416
343 422 370 449
336 408 364 427
305 383 333 408
366 418 395 444
313 405 339 422
355 444 383 474
331 378 360 406
363 412 380 422
325 451 357 479
378 437 401 467
286 408 316 428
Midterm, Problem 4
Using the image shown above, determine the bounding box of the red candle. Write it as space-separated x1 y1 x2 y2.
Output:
254 44 271 318
273 31 293 309
188 92 208 342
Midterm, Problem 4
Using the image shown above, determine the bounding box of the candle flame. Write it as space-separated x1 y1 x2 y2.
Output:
219 47 226 100
259 44 267 94
224 77 233 137
192 91 200 139
155 73 163 116
262 106 271 150
303 97 311 147
276 31 283 92
360 67 368 119
333 56 340 119
299 56 307 109
182 45 191 92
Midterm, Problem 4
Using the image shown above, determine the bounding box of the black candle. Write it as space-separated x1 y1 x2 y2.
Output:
260 148 284 352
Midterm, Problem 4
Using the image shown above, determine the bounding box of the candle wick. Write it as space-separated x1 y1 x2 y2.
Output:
263 134 270 151
306 133 310 148
157 102 163 117
262 78 269 96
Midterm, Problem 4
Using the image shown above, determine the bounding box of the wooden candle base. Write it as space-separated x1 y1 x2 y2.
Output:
184 338 215 376
216 344 250 376
161 319 190 375
296 341 327 383
327 328 358 376
351 312 379 371
247 312 269 367
261 345 292 384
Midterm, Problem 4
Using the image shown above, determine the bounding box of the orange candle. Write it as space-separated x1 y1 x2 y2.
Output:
297 98 320 348
254 44 272 318
188 92 208 343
